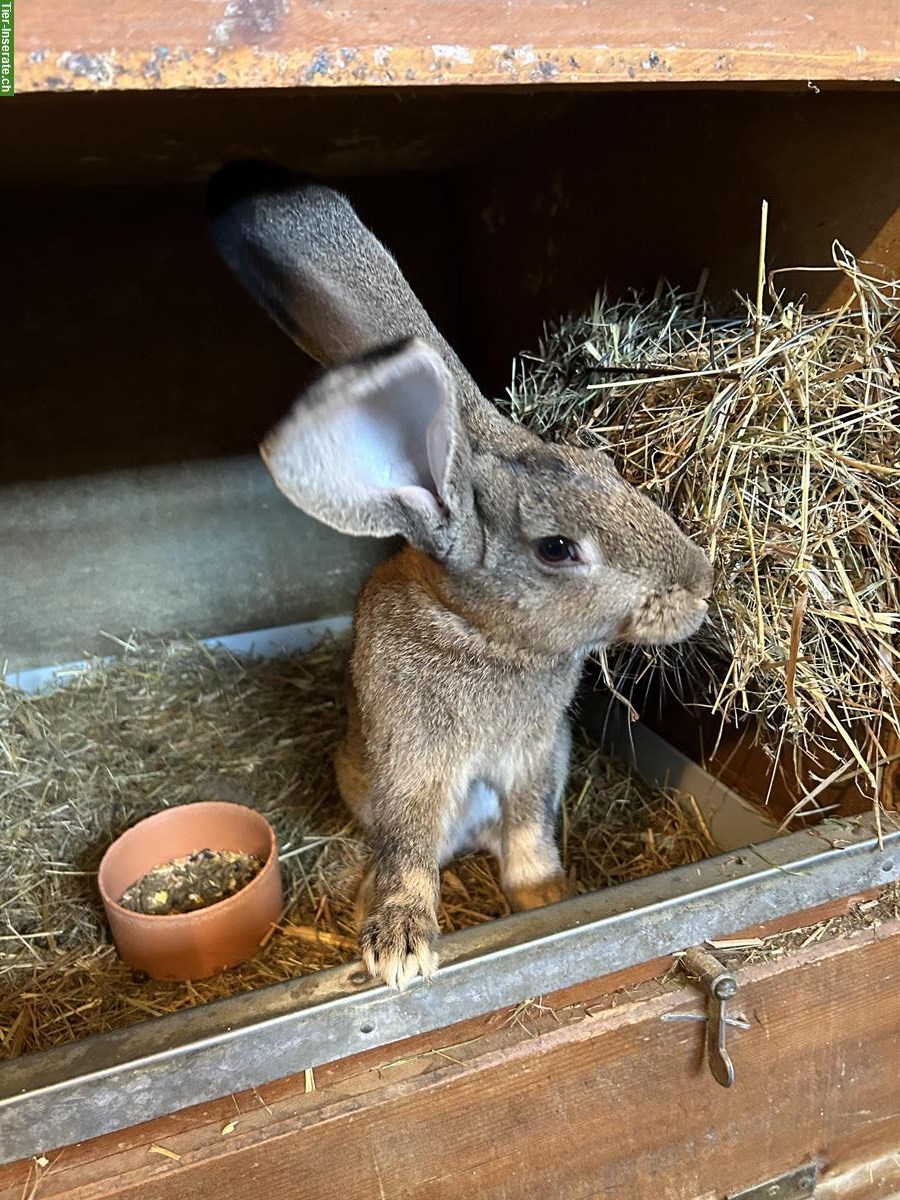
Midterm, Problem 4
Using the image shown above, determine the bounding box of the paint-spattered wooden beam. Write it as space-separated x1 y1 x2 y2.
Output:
15 0 900 94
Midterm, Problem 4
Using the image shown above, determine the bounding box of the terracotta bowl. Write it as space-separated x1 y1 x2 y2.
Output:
98 801 283 982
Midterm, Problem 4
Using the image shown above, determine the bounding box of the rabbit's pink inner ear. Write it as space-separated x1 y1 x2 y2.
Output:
261 339 462 542
333 350 450 501
426 404 453 501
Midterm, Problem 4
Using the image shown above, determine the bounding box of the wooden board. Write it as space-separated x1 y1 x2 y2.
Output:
14 0 900 93
0 174 462 483
6 91 900 475
456 90 900 398
2 906 896 1200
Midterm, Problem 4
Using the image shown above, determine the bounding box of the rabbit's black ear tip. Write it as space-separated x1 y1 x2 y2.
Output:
206 160 304 220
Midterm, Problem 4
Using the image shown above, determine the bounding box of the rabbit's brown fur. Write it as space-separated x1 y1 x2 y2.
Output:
208 163 713 988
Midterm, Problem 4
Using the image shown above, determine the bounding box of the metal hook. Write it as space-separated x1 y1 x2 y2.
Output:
681 947 742 1087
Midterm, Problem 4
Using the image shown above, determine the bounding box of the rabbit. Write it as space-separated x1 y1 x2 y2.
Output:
207 161 713 990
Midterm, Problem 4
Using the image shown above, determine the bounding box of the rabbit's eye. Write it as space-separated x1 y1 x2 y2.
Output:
533 536 581 566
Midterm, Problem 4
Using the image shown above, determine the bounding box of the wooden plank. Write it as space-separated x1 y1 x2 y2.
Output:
2 911 895 1199
0 174 461 482
0 88 582 187
14 0 900 93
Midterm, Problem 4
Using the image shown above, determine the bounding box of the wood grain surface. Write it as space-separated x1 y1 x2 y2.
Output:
14 0 900 93
3 914 897 1200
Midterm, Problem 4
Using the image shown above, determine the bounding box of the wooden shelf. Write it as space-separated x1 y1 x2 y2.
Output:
17 0 900 94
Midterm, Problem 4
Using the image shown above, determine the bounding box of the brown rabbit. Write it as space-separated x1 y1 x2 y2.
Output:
208 163 713 989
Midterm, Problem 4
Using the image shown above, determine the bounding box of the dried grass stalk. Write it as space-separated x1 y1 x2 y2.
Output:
499 244 899 813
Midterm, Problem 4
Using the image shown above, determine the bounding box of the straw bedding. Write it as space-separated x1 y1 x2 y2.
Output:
0 636 712 1057
499 244 899 818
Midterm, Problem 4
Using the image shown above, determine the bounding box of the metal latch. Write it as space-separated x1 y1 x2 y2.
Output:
667 947 750 1087
726 1161 818 1199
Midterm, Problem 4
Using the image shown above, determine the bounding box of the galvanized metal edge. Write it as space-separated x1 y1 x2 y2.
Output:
581 696 780 851
4 615 353 694
1 814 897 1164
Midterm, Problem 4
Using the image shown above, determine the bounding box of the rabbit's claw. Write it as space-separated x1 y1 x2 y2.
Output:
360 901 439 990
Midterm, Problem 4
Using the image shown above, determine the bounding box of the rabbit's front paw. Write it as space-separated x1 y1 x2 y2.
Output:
506 872 572 912
360 901 439 990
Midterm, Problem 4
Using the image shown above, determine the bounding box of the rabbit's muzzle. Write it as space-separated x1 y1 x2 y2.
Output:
618 538 713 644
619 585 710 645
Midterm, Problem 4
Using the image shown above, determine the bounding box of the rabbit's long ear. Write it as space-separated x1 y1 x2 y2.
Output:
206 161 483 413
261 338 471 556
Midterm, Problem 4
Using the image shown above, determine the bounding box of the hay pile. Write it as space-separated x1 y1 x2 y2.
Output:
0 637 712 1057
500 244 900 816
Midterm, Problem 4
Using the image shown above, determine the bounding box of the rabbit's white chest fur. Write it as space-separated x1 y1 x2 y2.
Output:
441 780 502 862
438 721 572 869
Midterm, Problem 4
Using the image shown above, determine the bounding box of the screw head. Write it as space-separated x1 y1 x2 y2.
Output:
714 977 737 1000
350 970 369 986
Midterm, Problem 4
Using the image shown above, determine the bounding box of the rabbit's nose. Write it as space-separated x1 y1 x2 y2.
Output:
687 545 714 599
